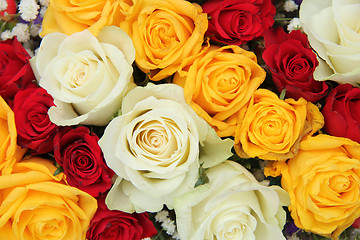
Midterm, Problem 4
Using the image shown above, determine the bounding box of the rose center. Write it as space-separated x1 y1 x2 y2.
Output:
25 208 65 239
147 10 180 50
65 61 90 88
329 175 351 193
212 67 242 98
136 123 169 155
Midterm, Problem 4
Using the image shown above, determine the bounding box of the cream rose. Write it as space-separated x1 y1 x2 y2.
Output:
30 26 135 126
174 160 289 240
99 84 234 213
300 0 360 85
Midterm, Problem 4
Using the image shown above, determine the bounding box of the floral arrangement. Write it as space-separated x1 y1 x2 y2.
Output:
1 0 360 239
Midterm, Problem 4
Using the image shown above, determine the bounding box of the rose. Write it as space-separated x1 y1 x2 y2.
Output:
31 26 135 126
0 96 27 175
13 87 60 154
174 160 289 240
122 0 208 81
278 134 360 239
353 218 360 229
174 45 265 137
86 194 157 240
0 156 97 240
300 0 360 85
202 0 276 45
234 89 324 161
54 126 114 197
99 84 234 212
262 28 328 102
0 37 36 107
322 83 360 143
40 0 140 36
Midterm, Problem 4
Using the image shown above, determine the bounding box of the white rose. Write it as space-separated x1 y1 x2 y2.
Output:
300 0 360 85
99 84 234 213
174 161 290 240
30 26 135 126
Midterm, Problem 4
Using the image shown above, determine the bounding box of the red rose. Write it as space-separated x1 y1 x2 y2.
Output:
322 84 360 143
353 218 360 228
202 0 276 45
262 28 328 102
0 37 36 107
0 0 16 16
86 195 157 240
54 126 114 197
13 87 59 154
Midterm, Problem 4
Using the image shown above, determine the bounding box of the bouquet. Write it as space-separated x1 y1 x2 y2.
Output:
1 0 360 239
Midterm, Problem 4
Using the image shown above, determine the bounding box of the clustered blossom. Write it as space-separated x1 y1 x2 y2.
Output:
18 0 39 21
287 18 301 32
284 0 298 12
0 0 7 11
155 210 180 239
9 23 30 42
39 0 48 7
0 30 12 40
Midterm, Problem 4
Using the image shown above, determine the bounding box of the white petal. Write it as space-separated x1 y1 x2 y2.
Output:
97 26 136 65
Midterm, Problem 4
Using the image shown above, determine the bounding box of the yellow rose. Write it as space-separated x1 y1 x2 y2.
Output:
0 96 27 175
123 0 208 81
234 89 324 161
41 0 141 36
280 134 360 239
0 156 97 240
173 45 265 137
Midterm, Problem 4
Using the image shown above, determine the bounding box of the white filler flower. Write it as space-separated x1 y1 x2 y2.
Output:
18 0 39 21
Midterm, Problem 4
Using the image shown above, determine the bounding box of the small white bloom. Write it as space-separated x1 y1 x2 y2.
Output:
287 18 301 32
284 0 298 12
22 41 34 57
39 6 46 17
1 30 13 40
18 0 39 21
162 218 176 235
172 231 181 240
0 0 8 11
11 23 30 42
155 210 169 222
260 179 270 186
30 24 40 37
39 0 49 7
25 48 34 57
288 234 300 240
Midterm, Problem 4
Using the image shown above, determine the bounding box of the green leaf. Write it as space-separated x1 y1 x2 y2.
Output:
195 164 209 187
53 166 63 176
280 88 287 100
